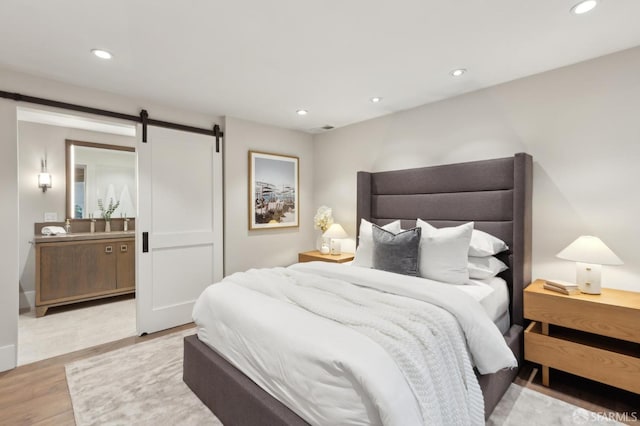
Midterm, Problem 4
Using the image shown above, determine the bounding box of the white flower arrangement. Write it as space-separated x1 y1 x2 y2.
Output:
313 205 334 233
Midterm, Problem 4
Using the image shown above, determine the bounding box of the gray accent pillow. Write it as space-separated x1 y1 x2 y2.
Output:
372 225 421 276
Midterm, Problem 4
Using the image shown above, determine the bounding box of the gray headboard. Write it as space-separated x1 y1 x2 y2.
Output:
356 153 532 326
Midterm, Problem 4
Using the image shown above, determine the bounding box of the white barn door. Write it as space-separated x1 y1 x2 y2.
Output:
136 125 223 335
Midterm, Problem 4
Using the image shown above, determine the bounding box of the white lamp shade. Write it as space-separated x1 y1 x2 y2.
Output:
38 172 52 188
323 223 348 239
557 236 623 265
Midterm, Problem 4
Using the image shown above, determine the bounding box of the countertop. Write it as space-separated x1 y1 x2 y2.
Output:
33 231 136 244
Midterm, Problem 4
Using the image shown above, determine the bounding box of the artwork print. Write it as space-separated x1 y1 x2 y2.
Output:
249 151 299 229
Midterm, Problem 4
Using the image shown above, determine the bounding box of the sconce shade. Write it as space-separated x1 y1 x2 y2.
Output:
38 172 52 192
323 223 348 239
556 236 623 265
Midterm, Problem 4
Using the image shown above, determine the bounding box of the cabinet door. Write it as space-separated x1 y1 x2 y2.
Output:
117 240 135 289
39 242 117 303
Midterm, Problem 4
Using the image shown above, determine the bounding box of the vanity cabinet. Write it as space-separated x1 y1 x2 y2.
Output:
35 233 135 317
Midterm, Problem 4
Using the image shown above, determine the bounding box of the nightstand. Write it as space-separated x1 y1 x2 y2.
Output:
298 250 354 264
524 279 640 394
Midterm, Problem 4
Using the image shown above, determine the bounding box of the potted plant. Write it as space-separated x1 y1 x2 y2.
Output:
98 198 120 232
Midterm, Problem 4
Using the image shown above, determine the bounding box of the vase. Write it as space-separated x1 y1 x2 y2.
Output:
105 220 111 233
320 241 331 255
317 232 330 253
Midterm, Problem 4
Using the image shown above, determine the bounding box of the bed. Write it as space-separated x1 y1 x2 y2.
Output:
183 153 532 425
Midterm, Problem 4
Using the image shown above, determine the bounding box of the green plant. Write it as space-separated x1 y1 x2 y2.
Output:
98 198 120 221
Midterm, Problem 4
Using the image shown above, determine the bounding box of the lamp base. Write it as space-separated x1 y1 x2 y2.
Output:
576 262 601 294
330 239 342 255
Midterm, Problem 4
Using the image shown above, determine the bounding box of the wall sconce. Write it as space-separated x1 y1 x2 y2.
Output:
556 235 623 294
38 159 52 192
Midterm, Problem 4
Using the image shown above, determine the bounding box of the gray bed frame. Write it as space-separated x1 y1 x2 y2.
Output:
184 153 533 425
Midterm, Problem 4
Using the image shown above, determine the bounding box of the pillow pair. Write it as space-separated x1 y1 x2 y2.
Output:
418 220 510 282
467 228 509 279
468 256 508 280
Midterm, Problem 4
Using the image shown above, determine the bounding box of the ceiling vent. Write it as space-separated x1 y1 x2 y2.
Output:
308 125 335 133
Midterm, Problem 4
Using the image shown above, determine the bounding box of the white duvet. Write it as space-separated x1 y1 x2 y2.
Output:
192 262 516 426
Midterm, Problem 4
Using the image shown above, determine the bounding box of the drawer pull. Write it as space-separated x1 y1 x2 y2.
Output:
120 244 128 253
105 246 113 254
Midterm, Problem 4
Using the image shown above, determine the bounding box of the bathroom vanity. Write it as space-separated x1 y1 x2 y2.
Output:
34 231 135 317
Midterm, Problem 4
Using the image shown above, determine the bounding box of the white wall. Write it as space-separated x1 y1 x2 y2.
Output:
313 46 640 292
17 121 136 310
224 116 315 274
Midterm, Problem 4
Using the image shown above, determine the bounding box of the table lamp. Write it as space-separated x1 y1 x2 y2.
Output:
323 224 349 255
556 236 623 294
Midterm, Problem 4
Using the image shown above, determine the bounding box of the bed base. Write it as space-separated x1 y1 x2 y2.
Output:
184 325 523 424
183 334 309 425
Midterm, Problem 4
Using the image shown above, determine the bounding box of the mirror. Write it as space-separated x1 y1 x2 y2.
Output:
66 140 137 219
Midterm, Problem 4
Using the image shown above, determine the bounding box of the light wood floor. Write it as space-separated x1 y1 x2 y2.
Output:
0 323 195 426
1 333 637 425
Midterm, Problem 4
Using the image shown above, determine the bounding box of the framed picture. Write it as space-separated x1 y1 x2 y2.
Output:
249 151 299 230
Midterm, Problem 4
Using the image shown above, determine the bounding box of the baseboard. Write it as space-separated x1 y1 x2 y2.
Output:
19 290 35 312
0 344 17 372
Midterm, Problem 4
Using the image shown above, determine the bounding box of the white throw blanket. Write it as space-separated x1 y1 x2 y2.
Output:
240 268 483 425
290 262 517 375
193 262 516 426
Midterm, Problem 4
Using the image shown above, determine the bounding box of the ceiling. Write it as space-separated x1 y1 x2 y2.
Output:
1 1 640 133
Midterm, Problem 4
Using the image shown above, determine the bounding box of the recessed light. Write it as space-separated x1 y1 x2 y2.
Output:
370 97 382 103
296 109 308 116
91 49 113 60
450 68 467 77
571 0 597 14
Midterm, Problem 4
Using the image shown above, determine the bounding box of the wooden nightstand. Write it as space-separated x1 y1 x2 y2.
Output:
298 250 354 264
524 279 640 394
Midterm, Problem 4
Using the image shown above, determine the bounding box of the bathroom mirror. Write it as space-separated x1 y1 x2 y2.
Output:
66 140 137 219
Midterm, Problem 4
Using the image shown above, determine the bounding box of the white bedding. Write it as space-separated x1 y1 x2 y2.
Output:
192 262 516 426
314 265 510 332
459 277 510 333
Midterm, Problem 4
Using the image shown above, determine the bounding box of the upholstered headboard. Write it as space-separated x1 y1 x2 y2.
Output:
356 153 532 326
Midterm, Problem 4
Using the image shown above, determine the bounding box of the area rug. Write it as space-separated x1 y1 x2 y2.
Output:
66 329 622 425
488 383 622 425
66 328 220 426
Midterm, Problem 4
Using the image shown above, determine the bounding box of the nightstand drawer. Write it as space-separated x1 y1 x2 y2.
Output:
524 289 640 343
525 321 640 394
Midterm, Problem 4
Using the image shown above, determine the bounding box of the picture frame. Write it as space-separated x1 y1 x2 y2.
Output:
249 151 299 230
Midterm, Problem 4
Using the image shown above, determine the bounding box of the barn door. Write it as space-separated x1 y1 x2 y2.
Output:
136 125 223 334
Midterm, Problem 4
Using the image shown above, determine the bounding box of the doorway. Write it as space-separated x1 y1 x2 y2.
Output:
17 107 138 365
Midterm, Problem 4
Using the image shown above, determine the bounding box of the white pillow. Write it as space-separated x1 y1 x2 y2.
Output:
352 219 402 268
469 229 508 257
416 219 473 284
468 256 508 280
